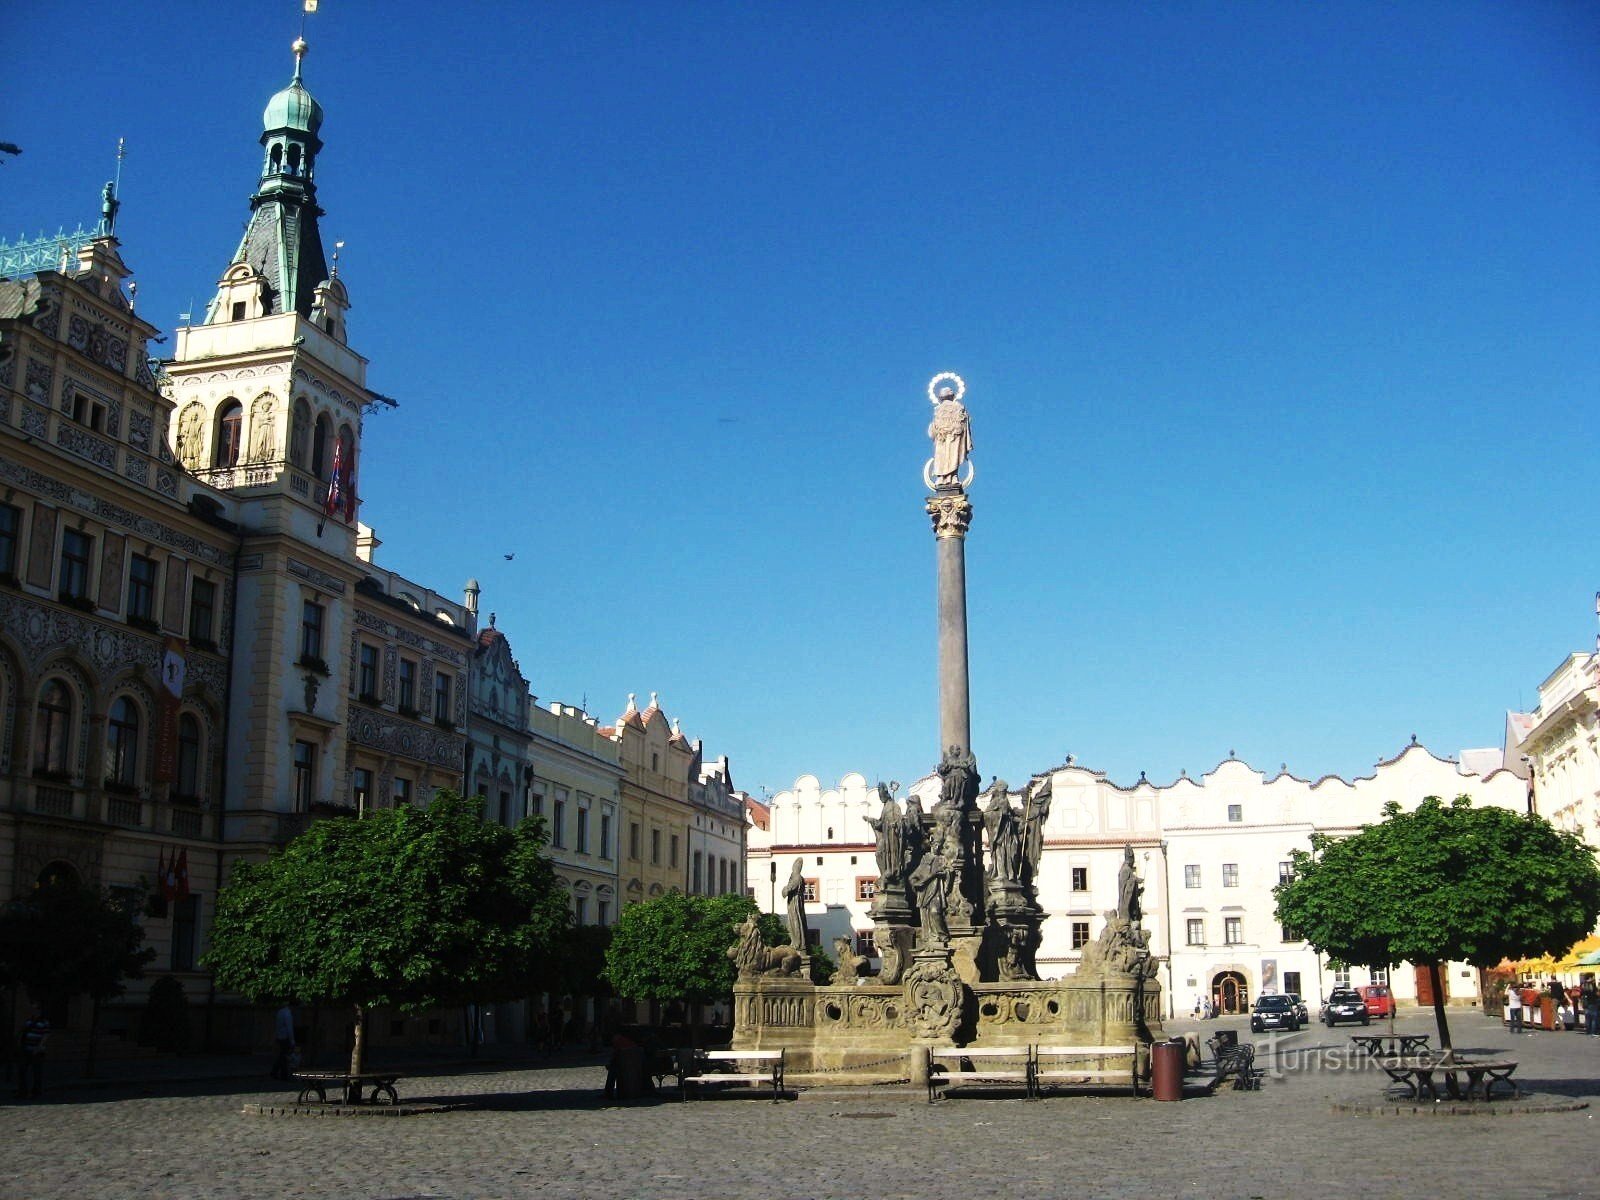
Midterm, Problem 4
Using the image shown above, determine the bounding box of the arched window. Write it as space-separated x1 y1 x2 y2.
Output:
288 398 310 468
176 713 202 799
32 680 73 775
269 143 283 174
107 696 140 787
214 400 243 468
311 413 331 479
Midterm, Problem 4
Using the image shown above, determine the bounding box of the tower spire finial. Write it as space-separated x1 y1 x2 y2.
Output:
292 36 308 83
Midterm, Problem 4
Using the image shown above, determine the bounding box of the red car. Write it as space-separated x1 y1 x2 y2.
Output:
1359 985 1394 1017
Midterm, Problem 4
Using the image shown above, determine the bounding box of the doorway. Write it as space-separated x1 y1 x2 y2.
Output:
1213 970 1249 1015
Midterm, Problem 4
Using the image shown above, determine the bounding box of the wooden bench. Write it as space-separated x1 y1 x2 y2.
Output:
926 1046 1033 1103
1032 1044 1141 1098
1205 1035 1258 1091
679 1049 786 1102
1351 1033 1431 1058
1380 1057 1518 1102
292 1071 402 1106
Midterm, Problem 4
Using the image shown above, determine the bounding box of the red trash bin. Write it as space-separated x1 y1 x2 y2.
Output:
1152 1039 1184 1101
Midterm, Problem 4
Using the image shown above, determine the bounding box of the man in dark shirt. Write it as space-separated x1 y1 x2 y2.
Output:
16 1005 49 1099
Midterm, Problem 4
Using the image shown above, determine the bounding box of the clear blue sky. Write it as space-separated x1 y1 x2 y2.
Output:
8 2 1599 797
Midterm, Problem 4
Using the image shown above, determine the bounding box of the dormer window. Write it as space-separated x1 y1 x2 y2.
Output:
231 302 246 322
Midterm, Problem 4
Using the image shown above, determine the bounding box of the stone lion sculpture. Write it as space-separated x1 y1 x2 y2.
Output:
729 915 803 979
832 936 875 983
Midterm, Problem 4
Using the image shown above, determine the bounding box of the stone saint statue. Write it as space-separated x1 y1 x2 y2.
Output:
1117 844 1143 928
782 856 809 952
1021 777 1051 885
927 387 972 486
249 396 276 462
982 780 1021 885
908 839 951 945
864 783 903 882
176 403 205 470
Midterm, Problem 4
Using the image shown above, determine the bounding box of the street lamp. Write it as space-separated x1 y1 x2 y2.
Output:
769 860 777 915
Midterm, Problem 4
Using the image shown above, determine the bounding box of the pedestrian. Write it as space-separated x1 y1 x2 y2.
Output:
1507 979 1524 1034
601 1028 639 1103
1583 976 1599 1036
15 1005 48 1099
271 1001 297 1080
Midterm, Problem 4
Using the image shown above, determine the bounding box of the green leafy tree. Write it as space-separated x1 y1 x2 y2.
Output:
604 892 757 1010
555 924 614 999
1275 794 1600 1054
205 791 570 1080
0 877 155 1076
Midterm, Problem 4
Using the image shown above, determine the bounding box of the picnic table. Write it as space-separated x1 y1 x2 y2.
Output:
1350 1032 1431 1058
292 1070 403 1106
1379 1056 1518 1101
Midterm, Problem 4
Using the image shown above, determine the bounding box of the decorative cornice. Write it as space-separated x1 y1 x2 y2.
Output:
925 492 973 540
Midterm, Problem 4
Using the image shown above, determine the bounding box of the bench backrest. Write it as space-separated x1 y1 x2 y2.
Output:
1034 1045 1136 1057
698 1049 782 1062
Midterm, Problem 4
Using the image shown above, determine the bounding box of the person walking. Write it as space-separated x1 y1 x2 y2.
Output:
1507 980 1524 1034
15 1005 48 1099
1582 976 1599 1036
271 1001 297 1080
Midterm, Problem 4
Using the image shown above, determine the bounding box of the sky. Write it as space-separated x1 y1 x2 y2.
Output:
6 2 1599 798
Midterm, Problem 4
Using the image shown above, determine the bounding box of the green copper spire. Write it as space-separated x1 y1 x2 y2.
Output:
205 38 329 323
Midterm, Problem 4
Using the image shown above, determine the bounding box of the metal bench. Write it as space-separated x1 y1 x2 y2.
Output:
292 1070 402 1105
1205 1035 1259 1091
1032 1044 1141 1097
679 1049 786 1102
926 1046 1033 1103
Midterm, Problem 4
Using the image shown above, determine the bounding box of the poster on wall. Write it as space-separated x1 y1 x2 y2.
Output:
1261 958 1279 994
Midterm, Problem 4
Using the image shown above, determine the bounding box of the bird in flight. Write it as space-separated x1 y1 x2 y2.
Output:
504 553 515 561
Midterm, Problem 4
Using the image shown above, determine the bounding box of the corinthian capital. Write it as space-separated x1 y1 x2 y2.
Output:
926 493 973 540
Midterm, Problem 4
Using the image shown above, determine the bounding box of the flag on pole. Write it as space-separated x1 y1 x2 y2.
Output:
324 435 344 519
175 849 191 900
341 446 357 522
305 1 319 12
162 847 179 902
156 845 167 897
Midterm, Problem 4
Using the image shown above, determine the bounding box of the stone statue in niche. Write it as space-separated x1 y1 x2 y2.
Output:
249 396 276 462
995 925 1033 982
176 403 205 469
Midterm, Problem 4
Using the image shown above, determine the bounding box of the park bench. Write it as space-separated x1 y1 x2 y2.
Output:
1351 1033 1430 1058
678 1049 786 1102
1380 1056 1518 1102
292 1070 402 1106
926 1046 1033 1103
1032 1044 1141 1098
1205 1034 1259 1091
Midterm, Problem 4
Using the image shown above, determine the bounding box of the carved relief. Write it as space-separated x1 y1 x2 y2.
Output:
25 360 52 406
57 423 116 470
925 493 973 540
903 954 964 1041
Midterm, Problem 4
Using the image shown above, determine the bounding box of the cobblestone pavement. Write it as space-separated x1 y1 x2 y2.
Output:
3 1010 1597 1199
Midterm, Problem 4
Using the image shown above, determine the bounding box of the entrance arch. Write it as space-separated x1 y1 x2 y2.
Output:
1212 970 1249 1015
37 860 80 889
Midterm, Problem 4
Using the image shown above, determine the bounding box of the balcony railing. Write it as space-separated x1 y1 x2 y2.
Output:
34 784 75 817
171 808 203 838
106 795 143 827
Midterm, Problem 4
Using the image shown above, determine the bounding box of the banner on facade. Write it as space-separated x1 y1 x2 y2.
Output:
1261 958 1279 994
153 637 187 784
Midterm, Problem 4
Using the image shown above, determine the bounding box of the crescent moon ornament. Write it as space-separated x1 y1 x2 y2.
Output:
923 459 974 490
927 372 966 405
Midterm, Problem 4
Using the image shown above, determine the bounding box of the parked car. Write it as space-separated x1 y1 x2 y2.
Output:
1285 993 1310 1024
1250 993 1300 1033
1321 987 1369 1027
1359 985 1394 1018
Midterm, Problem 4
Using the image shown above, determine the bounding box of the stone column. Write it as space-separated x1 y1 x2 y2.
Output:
926 491 973 760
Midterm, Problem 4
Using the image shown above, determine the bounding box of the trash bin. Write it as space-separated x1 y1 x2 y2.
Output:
1152 1038 1185 1102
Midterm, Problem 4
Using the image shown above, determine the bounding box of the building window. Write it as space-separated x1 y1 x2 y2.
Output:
802 878 820 903
670 834 679 868
106 697 140 787
1070 866 1088 892
650 828 661 865
719 858 729 894
188 578 216 647
397 658 417 713
176 714 201 799
856 877 877 902
597 899 610 926
1227 803 1242 823
33 680 73 775
311 413 331 479
1280 923 1300 943
59 528 93 603
393 776 413 807
172 895 199 971
1333 966 1351 989
215 401 243 467
292 740 316 811
299 600 324 664
0 502 20 579
576 807 589 854
352 767 373 813
630 822 641 860
499 790 512 826
1371 967 1389 987
575 896 588 925
600 813 612 860
552 794 566 848
530 787 544 818
1284 970 1302 996
1186 918 1205 946
692 851 703 894
1184 864 1201 889
1222 863 1239 888
1071 921 1091 949
358 644 379 700
855 929 877 956
126 554 157 625
433 671 452 725
1277 861 1293 883
1224 916 1242 945
650 751 659 772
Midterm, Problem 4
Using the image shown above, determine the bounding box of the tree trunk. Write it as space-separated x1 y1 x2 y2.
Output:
1428 961 1453 1060
347 1002 366 1087
84 996 100 1079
